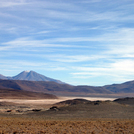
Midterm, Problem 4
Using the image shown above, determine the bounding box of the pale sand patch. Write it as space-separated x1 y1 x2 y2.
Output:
0 97 116 105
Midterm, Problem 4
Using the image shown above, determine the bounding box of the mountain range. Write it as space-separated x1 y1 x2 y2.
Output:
0 71 134 97
0 71 64 84
0 79 134 97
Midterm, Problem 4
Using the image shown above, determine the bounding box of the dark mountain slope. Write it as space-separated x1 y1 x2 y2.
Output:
0 80 22 90
104 80 134 93
0 88 57 99
17 81 113 94
0 80 112 95
0 79 134 96
74 86 111 94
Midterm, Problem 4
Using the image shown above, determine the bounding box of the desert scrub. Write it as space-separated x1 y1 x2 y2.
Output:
0 117 133 133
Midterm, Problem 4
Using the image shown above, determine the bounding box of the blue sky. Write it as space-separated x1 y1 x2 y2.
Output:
0 0 134 86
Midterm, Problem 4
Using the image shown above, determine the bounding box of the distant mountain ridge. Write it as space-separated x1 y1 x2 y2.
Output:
0 71 64 84
0 79 134 97
0 71 134 97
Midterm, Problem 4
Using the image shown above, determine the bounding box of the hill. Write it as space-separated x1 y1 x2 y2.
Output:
114 97 134 106
55 98 91 106
29 98 134 119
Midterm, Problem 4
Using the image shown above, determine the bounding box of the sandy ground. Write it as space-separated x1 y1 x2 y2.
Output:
0 96 116 105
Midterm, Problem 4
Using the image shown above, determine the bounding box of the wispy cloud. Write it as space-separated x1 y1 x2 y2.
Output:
50 55 106 63
0 0 27 8
1 38 72 50
2 36 105 51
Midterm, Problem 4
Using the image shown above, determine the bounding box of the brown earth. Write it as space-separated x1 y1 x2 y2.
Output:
0 117 133 134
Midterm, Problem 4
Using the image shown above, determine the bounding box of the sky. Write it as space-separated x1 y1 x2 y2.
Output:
0 0 134 86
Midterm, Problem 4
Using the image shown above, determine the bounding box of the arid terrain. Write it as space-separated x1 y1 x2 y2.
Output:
0 97 133 133
0 117 133 134
0 81 133 134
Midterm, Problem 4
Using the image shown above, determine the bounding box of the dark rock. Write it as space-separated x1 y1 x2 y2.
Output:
94 102 99 105
32 109 41 112
49 106 59 111
6 110 12 112
16 110 23 113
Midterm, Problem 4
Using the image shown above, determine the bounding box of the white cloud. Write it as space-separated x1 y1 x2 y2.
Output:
71 59 134 84
103 28 134 58
111 60 134 74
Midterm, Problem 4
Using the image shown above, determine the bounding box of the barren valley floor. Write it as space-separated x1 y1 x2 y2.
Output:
0 97 133 133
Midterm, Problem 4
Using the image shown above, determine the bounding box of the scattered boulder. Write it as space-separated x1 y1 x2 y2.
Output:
16 110 23 113
94 102 99 105
94 100 102 105
6 110 12 112
49 106 59 111
32 109 41 112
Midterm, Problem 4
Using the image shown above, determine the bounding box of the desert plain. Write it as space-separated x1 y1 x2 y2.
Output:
0 96 133 133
